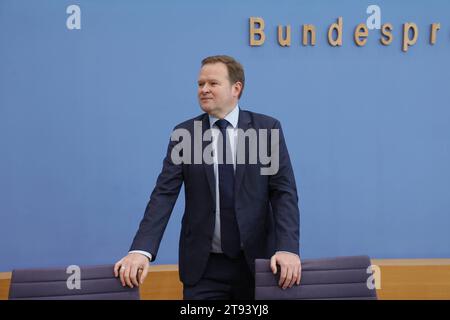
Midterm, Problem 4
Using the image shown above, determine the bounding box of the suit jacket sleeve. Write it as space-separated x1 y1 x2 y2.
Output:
269 120 300 255
129 130 184 261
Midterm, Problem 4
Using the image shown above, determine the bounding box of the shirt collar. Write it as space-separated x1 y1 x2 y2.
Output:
209 104 239 129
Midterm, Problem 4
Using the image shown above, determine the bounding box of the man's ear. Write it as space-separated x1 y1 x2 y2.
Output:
232 81 243 98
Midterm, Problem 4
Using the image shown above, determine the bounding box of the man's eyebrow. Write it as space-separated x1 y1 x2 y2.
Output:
198 78 220 83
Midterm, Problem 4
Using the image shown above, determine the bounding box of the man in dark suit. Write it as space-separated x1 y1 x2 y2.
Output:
114 55 301 299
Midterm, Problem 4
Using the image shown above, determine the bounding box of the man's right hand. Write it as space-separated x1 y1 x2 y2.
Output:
114 253 150 288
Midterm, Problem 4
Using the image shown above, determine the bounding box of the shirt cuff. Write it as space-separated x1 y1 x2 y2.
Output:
276 250 299 257
129 250 152 261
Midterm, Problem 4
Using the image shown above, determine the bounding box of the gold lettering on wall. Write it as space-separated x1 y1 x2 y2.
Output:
328 17 343 46
248 16 442 53
354 23 369 47
430 23 440 45
302 24 316 46
250 17 266 46
278 25 291 47
403 22 418 52
380 23 394 46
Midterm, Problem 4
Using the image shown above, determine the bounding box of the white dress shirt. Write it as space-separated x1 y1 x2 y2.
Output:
208 104 240 253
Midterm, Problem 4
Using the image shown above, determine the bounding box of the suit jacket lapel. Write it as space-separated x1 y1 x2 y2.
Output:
202 114 216 205
235 109 252 195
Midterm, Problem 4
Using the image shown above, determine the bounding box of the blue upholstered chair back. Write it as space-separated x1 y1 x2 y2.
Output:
9 264 139 300
255 255 377 300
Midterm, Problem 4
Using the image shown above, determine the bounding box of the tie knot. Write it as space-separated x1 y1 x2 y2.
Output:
215 119 230 130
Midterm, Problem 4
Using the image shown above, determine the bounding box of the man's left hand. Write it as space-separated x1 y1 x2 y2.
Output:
270 252 302 289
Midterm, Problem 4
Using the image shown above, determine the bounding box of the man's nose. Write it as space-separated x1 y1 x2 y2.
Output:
200 84 210 93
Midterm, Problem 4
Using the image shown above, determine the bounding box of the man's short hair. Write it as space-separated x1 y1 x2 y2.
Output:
201 55 245 99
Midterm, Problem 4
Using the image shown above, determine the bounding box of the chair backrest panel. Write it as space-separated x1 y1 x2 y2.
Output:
9 264 139 300
255 255 377 300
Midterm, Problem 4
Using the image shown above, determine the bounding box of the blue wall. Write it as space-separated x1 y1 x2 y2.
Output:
1 0 450 271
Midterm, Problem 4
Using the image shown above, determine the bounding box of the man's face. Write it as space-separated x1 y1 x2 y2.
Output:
197 62 241 118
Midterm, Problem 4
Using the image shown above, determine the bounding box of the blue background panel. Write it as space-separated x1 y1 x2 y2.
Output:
1 0 449 271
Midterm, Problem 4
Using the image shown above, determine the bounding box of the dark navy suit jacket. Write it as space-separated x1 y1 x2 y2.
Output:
130 109 300 286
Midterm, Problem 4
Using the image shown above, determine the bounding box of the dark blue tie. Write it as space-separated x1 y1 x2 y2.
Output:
215 119 241 258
